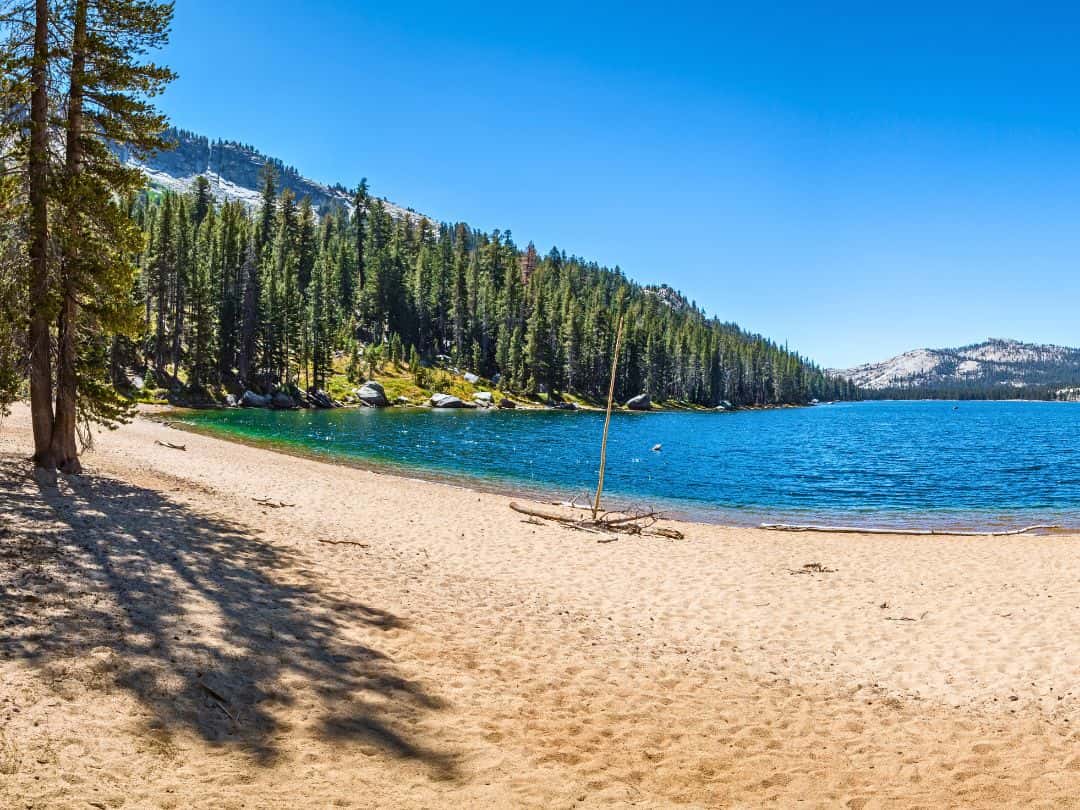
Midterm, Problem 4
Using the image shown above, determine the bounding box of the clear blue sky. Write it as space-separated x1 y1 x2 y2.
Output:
159 1 1080 368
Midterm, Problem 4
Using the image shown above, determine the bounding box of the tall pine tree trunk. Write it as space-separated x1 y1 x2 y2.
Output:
155 265 166 370
27 0 54 471
50 0 88 474
238 239 257 386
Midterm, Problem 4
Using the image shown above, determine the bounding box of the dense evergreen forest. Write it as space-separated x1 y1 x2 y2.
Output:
128 171 856 408
861 384 1074 401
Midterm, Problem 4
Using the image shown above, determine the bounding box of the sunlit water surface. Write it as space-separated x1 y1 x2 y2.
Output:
177 400 1080 530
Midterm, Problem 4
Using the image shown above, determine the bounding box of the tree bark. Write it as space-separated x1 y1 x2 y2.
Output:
238 239 257 385
50 0 88 474
27 0 54 471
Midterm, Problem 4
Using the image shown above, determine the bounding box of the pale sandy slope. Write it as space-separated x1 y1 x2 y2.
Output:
1 403 1078 808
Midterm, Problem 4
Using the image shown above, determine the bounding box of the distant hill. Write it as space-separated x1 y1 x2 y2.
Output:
833 338 1080 399
114 127 425 221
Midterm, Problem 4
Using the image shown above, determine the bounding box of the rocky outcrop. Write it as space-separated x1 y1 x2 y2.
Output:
473 391 494 407
430 393 473 409
308 389 335 409
270 391 297 410
625 394 651 411
240 390 271 408
498 398 517 409
355 381 389 407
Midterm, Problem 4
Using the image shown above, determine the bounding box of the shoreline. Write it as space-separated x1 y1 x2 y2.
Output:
160 405 1080 535
3 402 1080 806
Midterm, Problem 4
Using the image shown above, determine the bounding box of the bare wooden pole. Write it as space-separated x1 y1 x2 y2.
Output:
593 315 625 520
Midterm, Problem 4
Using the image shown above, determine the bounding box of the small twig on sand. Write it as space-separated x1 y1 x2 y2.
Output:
154 440 186 451
646 527 684 540
886 610 929 622
314 538 369 549
787 562 837 575
198 680 239 724
253 497 294 508
210 697 238 724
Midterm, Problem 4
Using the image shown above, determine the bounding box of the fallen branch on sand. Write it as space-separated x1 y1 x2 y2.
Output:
198 678 239 724
886 611 928 622
759 523 1058 537
314 538 369 549
253 497 295 508
509 501 685 540
154 440 186 451
787 562 837 575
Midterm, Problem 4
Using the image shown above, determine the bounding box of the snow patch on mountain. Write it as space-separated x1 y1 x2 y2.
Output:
121 128 432 225
138 164 264 207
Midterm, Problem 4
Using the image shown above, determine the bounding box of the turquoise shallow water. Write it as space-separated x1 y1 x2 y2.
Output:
177 400 1080 530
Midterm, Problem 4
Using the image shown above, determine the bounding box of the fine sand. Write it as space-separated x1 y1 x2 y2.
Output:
1 403 1079 808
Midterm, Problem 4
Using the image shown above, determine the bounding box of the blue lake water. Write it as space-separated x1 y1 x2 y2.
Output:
177 400 1080 530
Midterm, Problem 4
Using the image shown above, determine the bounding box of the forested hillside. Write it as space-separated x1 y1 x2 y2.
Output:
128 169 855 407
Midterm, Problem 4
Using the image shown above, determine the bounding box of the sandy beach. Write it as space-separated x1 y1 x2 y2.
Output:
1 403 1078 808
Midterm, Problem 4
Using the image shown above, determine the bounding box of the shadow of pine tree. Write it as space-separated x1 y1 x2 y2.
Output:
0 456 455 777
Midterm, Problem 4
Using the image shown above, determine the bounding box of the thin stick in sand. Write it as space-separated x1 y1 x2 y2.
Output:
592 315 625 521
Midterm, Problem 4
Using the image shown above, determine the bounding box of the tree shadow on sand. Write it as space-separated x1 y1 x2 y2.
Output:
0 456 455 777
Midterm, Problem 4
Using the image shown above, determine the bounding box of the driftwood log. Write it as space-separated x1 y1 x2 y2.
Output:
509 501 685 540
759 523 1058 537
154 440 186 451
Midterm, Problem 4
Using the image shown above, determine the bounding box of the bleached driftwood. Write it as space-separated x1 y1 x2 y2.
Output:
759 523 1058 537
509 501 685 540
154 440 186 451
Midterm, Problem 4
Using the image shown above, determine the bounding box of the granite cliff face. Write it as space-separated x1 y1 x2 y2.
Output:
834 338 1080 395
116 127 422 220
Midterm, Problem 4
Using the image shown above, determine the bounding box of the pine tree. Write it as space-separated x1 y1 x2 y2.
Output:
352 178 368 293
192 174 213 227
238 233 259 385
524 283 552 395
47 0 174 471
297 196 316 294
0 137 23 415
308 253 332 391
188 206 216 389
22 0 56 469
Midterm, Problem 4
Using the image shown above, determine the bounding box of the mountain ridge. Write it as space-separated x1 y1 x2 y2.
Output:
834 338 1080 397
116 127 427 222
